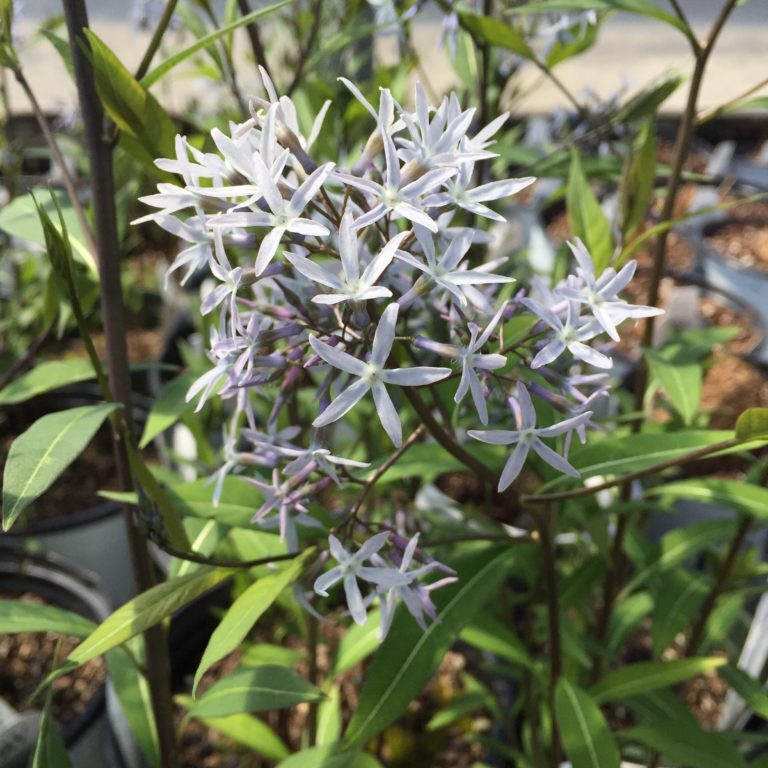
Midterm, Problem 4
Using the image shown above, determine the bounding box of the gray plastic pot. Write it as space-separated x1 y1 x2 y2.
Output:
0 546 115 768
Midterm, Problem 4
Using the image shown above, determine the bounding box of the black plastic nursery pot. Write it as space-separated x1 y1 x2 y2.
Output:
0 546 116 768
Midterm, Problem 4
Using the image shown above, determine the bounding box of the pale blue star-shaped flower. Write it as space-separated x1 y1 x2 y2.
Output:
285 212 407 305
469 383 593 491
313 532 410 626
308 303 451 447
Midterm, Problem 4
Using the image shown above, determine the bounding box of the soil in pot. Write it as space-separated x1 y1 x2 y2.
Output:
701 352 768 430
0 591 106 729
704 204 768 274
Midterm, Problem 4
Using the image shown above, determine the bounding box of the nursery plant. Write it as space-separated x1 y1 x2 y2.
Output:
2 1 768 767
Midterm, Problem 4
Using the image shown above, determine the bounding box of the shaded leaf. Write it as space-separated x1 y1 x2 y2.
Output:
0 599 95 637
188 666 324 719
344 545 522 747
0 358 96 405
193 552 311 693
555 678 620 768
139 371 200 448
591 658 726 704
648 478 768 519
623 720 747 768
69 568 232 665
2 403 119 531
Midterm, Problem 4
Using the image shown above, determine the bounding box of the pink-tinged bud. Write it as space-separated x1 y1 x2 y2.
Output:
315 476 334 494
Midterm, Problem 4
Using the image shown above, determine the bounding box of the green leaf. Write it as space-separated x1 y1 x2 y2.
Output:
567 150 613 272
68 568 232 665
176 695 289 761
606 591 653 654
0 599 95 637
718 665 768 720
736 408 768 441
545 12 600 67
644 348 702 424
623 721 747 768
83 30 175 163
552 430 736 489
193 552 311 693
0 358 97 405
139 371 199 448
555 678 621 768
2 403 120 531
648 478 768 519
460 614 534 670
614 73 685 125
651 570 708 653
591 658 726 704
31 683 74 768
106 643 161 768
505 0 688 33
722 95 768 114
332 610 381 675
141 0 292 88
0 189 92 266
427 690 489 731
620 120 657 238
459 12 533 57
343 545 522 748
317 685 343 745
188 666 324 719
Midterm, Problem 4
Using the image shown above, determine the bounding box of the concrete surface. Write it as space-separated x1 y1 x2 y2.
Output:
7 0 768 118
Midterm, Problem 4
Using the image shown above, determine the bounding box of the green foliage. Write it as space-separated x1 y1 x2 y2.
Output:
643 347 702 424
343 545 523 747
2 403 120 531
193 551 312 693
555 678 621 768
139 371 201 448
567 150 613 271
622 721 747 768
736 407 768 441
83 30 176 168
0 599 96 636
187 666 325 718
68 568 233 665
0 358 96 405
590 658 726 703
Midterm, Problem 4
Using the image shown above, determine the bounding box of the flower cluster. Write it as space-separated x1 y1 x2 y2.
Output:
138 72 659 636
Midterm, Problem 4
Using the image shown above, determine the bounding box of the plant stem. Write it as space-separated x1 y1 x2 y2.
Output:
62 2 177 764
536 506 561 768
307 615 320 745
135 0 180 80
236 0 272 78
286 0 323 96
634 0 739 410
685 515 753 656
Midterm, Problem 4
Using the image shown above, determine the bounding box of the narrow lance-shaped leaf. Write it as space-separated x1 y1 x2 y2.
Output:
141 0 292 88
0 600 96 637
139 371 200 448
343 544 525 748
0 358 98 406
2 403 120 531
193 551 313 693
68 568 233 665
555 678 621 768
647 477 768 520
643 347 702 425
622 721 747 768
567 149 613 273
187 666 325 719
590 657 727 703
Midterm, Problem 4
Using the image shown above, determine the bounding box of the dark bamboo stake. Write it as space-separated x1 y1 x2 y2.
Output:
236 0 272 79
61 2 177 764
